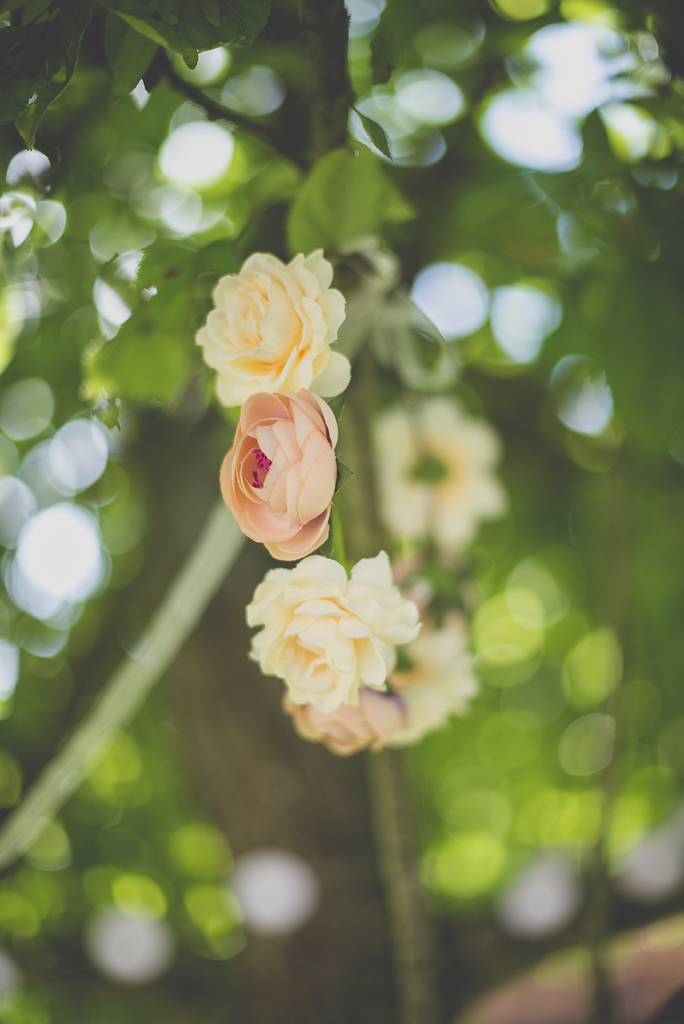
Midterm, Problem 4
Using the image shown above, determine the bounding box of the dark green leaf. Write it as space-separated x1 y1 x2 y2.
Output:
355 109 393 160
335 460 354 494
104 11 158 96
0 0 92 148
96 0 271 69
286 147 415 255
370 29 393 86
194 239 241 278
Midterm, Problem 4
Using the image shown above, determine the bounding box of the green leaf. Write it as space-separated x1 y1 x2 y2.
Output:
325 393 345 421
88 241 239 405
286 147 416 255
96 0 271 69
370 29 393 86
355 109 393 160
0 0 92 149
593 268 684 451
335 460 354 494
104 11 158 96
316 533 334 558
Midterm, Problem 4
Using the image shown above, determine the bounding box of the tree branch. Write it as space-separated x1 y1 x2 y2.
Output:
160 55 306 169
0 502 245 872
367 750 439 1024
300 0 354 158
339 297 439 1024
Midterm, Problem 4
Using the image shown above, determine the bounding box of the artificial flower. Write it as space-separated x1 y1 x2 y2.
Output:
283 687 407 756
373 397 506 551
197 250 349 406
247 551 421 712
387 613 479 746
221 390 337 560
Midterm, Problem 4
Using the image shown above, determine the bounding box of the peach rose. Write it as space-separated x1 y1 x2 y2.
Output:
283 688 407 756
196 250 350 407
220 390 338 560
247 551 421 712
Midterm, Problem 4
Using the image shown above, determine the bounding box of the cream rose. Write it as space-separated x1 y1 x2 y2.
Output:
220 389 338 560
387 614 479 746
283 688 407 756
247 551 421 712
196 250 350 407
373 398 506 552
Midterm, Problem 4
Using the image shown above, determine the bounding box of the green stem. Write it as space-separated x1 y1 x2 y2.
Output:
0 502 245 872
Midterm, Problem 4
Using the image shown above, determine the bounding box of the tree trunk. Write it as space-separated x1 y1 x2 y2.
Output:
170 541 397 1024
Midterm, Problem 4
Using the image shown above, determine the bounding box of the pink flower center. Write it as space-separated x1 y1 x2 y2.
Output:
251 447 272 489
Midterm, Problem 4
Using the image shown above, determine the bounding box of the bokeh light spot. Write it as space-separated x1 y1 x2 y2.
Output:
480 91 583 173
159 122 234 191
559 714 615 775
563 629 622 707
490 284 563 363
220 67 286 116
170 823 232 881
230 849 320 936
497 856 581 938
15 503 104 605
410 262 489 341
85 911 175 985
395 70 465 126
0 379 53 442
424 831 507 898
49 419 108 494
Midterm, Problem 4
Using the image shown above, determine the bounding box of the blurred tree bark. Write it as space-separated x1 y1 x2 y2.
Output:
170 542 398 1024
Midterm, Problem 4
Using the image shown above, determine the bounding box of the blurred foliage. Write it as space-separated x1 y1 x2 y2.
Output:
0 0 684 1019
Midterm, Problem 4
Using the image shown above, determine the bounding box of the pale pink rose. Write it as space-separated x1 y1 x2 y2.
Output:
283 688 407 756
221 390 338 560
196 250 350 407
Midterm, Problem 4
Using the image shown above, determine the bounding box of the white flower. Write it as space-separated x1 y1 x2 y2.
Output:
373 397 506 551
196 250 350 407
387 614 479 746
247 551 421 713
